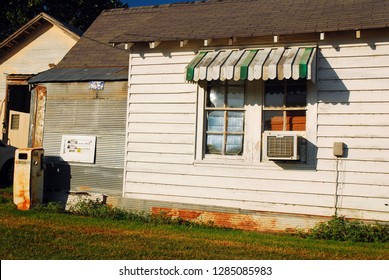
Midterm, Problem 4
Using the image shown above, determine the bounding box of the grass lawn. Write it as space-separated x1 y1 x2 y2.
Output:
1 187 388 260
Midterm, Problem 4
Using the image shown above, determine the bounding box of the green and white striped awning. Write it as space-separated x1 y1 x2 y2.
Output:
186 47 317 82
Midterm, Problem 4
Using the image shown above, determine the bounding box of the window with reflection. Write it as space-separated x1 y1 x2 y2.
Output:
206 80 245 155
264 79 307 131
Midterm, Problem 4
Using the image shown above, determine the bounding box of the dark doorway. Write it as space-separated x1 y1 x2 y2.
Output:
8 85 31 113
2 83 31 145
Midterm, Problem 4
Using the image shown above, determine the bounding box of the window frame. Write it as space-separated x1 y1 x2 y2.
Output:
263 78 307 132
204 80 246 156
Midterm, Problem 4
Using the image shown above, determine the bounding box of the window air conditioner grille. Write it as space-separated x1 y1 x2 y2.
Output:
263 132 300 160
267 136 295 158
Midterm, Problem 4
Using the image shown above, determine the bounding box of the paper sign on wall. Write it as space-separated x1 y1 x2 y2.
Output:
60 135 96 163
89 81 104 90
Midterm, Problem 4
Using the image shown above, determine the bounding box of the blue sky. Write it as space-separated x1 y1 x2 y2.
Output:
123 0 199 7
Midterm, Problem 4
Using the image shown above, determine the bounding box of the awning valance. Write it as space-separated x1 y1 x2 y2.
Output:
186 47 316 82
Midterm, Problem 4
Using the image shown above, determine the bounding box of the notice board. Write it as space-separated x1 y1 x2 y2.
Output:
60 135 96 163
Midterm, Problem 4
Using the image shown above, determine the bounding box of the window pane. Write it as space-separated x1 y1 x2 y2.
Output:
265 83 284 107
227 111 244 132
264 111 283 131
286 83 306 107
227 86 244 108
287 111 306 131
208 85 225 107
207 134 223 154
207 111 224 132
226 135 243 155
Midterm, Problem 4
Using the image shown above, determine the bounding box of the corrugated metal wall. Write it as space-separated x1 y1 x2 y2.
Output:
42 81 127 198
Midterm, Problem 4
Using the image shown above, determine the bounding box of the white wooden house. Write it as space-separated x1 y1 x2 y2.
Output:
31 0 389 231
0 13 80 147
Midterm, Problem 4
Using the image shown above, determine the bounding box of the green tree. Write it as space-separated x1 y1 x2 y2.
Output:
0 0 127 42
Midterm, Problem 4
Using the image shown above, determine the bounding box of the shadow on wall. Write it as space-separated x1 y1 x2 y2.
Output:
43 156 71 206
271 52 351 170
43 156 108 210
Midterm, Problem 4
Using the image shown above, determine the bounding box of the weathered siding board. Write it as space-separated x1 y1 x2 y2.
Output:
124 42 389 225
318 114 389 126
319 68 389 80
318 126 389 137
128 132 194 144
339 209 388 221
317 159 389 173
127 142 194 155
125 191 334 217
318 90 389 103
317 137 389 149
129 113 194 123
131 64 188 75
127 152 195 165
125 181 335 208
317 148 389 162
125 167 334 193
129 92 195 103
127 161 333 183
129 103 195 114
127 123 195 134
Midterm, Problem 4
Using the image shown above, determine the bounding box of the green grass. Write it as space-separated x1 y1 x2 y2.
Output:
1 186 388 260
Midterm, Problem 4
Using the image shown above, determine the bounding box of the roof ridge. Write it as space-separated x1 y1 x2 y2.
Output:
101 0 243 14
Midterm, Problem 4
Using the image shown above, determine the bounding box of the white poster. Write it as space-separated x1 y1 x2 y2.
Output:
60 135 96 163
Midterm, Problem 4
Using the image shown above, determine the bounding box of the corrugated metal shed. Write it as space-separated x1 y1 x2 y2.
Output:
42 82 127 198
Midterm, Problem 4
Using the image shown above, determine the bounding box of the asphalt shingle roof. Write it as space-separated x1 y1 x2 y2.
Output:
56 0 389 68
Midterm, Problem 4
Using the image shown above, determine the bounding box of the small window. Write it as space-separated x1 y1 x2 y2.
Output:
264 79 307 131
10 114 20 130
205 80 245 155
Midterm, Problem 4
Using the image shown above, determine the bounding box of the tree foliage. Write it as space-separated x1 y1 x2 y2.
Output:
0 0 127 42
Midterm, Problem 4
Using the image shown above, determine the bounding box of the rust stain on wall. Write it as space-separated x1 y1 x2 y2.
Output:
151 207 283 232
32 86 47 148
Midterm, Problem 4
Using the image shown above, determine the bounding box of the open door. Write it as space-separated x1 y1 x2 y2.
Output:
8 110 30 147
2 80 31 147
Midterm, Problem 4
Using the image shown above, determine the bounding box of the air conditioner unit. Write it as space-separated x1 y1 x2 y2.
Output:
263 131 300 161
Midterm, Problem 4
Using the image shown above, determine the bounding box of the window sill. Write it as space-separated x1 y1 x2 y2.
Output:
194 156 316 171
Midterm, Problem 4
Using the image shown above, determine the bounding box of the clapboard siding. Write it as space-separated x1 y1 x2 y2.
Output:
317 159 389 173
124 42 389 224
316 42 389 220
317 148 389 161
127 50 197 168
317 137 389 149
318 114 389 126
124 191 334 217
126 161 333 182
318 126 389 137
129 113 194 124
318 90 389 103
128 132 194 144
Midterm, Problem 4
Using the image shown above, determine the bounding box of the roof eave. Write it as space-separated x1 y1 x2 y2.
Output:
0 12 82 54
